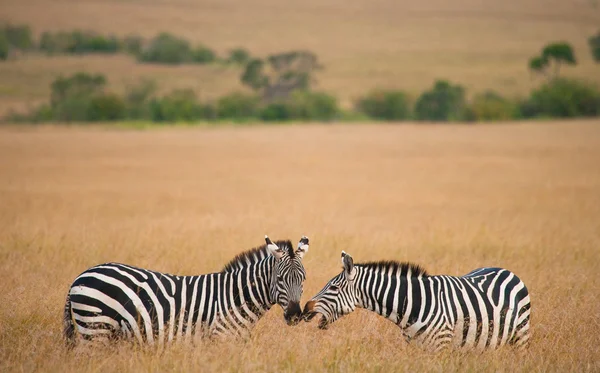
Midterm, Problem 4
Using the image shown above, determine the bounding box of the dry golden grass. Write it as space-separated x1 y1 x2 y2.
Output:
1 121 600 372
1 0 600 112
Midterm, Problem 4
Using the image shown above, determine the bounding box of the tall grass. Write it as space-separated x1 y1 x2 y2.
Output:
0 121 599 372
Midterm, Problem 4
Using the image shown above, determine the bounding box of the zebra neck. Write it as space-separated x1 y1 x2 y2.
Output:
355 267 423 326
224 256 276 317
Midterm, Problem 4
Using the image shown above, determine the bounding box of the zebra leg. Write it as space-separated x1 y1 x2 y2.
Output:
63 293 77 350
430 322 454 352
510 313 531 349
64 293 119 348
440 327 455 352
510 296 531 349
68 301 125 344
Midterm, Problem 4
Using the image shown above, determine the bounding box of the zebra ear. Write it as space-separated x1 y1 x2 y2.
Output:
341 251 356 281
266 235 284 260
296 235 309 259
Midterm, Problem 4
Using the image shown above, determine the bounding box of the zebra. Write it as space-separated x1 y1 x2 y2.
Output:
303 251 531 352
63 235 309 348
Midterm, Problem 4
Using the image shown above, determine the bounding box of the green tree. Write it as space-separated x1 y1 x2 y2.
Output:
2 24 32 49
240 51 322 102
356 90 411 120
227 48 250 65
529 56 549 77
216 92 260 120
469 91 520 121
150 89 206 122
0 32 8 61
542 42 576 76
286 91 338 121
124 79 156 119
87 94 127 121
530 42 577 79
138 33 192 64
51 73 106 106
521 78 600 118
529 42 577 78
191 45 216 64
50 73 107 121
589 31 600 62
241 59 268 91
414 80 468 121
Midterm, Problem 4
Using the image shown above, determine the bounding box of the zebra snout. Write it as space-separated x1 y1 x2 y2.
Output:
284 301 302 326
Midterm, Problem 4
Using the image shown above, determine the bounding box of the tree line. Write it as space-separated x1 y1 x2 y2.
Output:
5 72 600 124
0 23 249 65
2 22 600 124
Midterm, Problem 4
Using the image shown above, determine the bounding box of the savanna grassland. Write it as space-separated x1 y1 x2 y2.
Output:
0 121 599 372
1 0 600 114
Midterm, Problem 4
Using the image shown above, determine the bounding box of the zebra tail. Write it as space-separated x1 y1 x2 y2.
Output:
63 291 76 349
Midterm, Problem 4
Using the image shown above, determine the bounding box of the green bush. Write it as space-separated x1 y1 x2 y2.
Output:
124 79 156 119
2 24 33 49
86 94 127 121
469 91 520 121
50 73 106 107
414 80 468 121
521 78 600 118
39 31 81 54
227 48 250 65
53 96 93 122
356 90 411 120
150 89 207 122
83 33 120 53
259 102 291 121
0 32 8 61
38 30 120 54
258 92 339 122
69 31 119 53
29 104 55 123
49 73 112 122
191 45 216 64
589 31 600 62
216 92 260 120
138 33 191 64
286 91 338 121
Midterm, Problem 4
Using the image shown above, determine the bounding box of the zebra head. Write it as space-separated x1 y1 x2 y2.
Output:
266 235 309 326
303 251 357 329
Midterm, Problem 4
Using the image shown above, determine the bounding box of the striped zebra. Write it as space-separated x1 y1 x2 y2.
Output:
64 235 309 348
303 251 531 351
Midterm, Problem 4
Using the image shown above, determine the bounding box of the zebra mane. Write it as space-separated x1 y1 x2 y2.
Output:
222 240 295 273
356 260 429 277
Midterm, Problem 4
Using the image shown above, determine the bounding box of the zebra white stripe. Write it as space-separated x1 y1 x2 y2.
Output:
303 251 531 351
64 235 309 348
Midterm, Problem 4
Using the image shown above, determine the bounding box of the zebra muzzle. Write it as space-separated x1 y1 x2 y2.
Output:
284 301 302 326
303 300 330 329
302 300 317 322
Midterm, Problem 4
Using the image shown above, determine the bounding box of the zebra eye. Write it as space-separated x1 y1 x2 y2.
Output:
329 285 339 292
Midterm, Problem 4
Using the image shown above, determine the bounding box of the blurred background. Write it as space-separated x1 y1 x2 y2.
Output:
0 0 599 123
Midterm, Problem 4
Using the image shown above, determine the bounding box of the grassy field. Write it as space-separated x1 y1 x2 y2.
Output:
1 0 600 114
0 121 599 372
